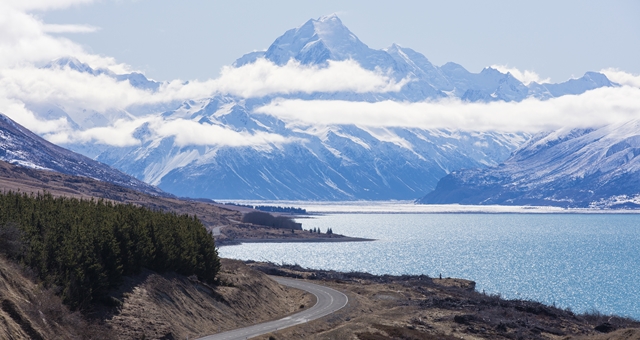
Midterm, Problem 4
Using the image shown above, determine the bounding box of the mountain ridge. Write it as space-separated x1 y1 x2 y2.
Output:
418 121 640 208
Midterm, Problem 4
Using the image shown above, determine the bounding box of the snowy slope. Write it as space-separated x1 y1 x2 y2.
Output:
93 98 525 199
0 113 167 197
418 121 640 208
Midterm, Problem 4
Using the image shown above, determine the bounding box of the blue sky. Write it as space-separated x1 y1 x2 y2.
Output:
39 0 640 82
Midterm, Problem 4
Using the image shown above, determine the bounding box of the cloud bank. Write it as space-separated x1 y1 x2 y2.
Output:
43 115 294 149
601 68 640 88
255 86 640 133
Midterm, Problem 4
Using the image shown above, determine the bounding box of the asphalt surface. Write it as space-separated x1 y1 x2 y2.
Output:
196 276 348 340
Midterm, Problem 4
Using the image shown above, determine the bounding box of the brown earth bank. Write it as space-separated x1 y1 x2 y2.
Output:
245 262 640 340
0 256 313 340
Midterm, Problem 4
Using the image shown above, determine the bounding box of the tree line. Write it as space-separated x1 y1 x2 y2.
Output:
224 203 307 215
0 191 220 311
242 211 302 230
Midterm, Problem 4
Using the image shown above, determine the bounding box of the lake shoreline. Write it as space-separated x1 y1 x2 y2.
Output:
219 213 640 320
217 235 375 246
244 260 640 339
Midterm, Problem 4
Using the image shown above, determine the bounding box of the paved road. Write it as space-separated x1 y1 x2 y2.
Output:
196 276 348 340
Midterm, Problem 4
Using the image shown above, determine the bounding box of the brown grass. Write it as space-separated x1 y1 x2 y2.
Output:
0 255 113 340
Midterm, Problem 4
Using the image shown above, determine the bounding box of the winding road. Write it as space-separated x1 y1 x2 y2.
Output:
196 276 349 340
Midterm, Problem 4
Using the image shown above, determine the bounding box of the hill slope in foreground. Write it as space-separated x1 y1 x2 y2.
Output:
3 251 639 340
0 256 310 339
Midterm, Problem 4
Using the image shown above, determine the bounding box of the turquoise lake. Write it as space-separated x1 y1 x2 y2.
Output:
218 211 640 319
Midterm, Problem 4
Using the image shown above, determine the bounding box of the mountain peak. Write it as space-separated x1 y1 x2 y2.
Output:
260 13 382 67
316 13 342 23
45 57 101 75
385 43 403 52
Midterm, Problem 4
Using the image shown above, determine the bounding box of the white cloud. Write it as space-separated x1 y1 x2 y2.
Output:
255 86 640 133
0 1 122 73
153 118 292 148
210 58 409 97
0 58 408 121
72 119 144 147
0 67 148 110
600 68 640 88
34 114 294 149
155 58 409 100
3 0 95 11
42 24 100 34
491 65 550 85
0 97 72 135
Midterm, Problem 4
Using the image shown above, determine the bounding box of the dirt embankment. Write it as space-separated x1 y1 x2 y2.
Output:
0 255 112 339
246 262 640 340
0 257 312 340
103 259 313 339
3 252 639 340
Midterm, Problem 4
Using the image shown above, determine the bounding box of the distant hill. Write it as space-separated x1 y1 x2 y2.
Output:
0 159 239 229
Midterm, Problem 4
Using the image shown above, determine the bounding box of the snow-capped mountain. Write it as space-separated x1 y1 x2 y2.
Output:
22 15 621 200
93 97 525 199
234 15 616 102
45 57 161 92
418 121 640 208
0 113 167 197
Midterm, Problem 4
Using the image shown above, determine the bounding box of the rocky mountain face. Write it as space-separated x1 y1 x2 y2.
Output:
0 113 167 197
25 15 619 200
418 120 640 208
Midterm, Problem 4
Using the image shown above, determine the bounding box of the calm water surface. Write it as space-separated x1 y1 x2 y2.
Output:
219 213 640 319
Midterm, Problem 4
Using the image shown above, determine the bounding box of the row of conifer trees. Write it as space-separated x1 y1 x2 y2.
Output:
0 191 219 310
